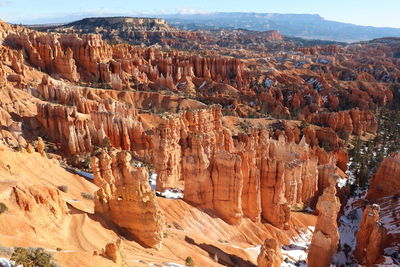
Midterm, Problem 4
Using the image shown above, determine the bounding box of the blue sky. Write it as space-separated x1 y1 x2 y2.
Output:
0 0 399 28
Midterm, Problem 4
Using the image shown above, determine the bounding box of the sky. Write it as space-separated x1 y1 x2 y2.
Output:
0 0 399 28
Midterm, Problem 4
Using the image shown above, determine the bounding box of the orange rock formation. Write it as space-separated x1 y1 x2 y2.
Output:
91 150 165 249
257 238 283 267
308 174 340 267
354 152 400 265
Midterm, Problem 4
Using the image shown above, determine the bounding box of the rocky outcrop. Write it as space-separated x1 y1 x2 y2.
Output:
91 150 164 249
34 17 283 53
257 238 283 267
307 109 378 136
7 30 245 90
353 152 400 266
37 137 46 157
354 204 386 265
181 116 322 228
6 32 80 82
95 239 126 265
36 103 94 155
32 75 348 230
12 184 69 218
35 97 335 228
308 174 340 267
368 152 400 200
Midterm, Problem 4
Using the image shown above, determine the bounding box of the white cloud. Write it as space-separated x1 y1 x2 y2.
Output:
176 7 210 15
0 1 11 7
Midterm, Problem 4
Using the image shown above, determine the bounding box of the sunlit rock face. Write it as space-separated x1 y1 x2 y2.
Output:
368 152 400 200
257 238 283 267
353 152 400 265
308 174 340 267
91 150 165 249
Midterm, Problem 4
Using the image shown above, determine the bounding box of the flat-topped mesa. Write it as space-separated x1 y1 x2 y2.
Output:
367 152 400 200
91 150 164 249
60 17 171 32
308 174 340 267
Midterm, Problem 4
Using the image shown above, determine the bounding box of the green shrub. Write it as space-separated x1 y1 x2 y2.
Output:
11 247 58 267
81 192 94 200
57 185 68 193
172 221 184 231
0 202 7 214
102 137 111 149
185 256 195 267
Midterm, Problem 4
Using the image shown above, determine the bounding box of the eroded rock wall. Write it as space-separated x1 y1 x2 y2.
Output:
91 150 164 249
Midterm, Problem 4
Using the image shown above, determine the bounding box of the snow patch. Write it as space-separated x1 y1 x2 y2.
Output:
376 256 397 266
156 188 183 199
264 78 273 90
378 196 400 235
72 169 94 180
149 171 157 190
198 81 206 90
281 226 314 266
0 258 22 267
332 188 366 266
149 171 183 199
337 177 348 188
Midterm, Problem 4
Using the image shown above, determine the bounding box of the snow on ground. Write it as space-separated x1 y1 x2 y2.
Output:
149 171 157 190
156 188 184 199
150 171 183 199
0 258 22 267
74 170 94 180
65 198 80 202
280 226 314 267
337 177 348 188
216 241 261 261
245 245 261 257
378 196 400 235
332 188 366 266
198 81 207 90
376 256 399 266
65 166 94 180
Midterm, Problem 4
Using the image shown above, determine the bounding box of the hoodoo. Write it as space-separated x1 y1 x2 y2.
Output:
0 8 399 267
91 150 165 249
